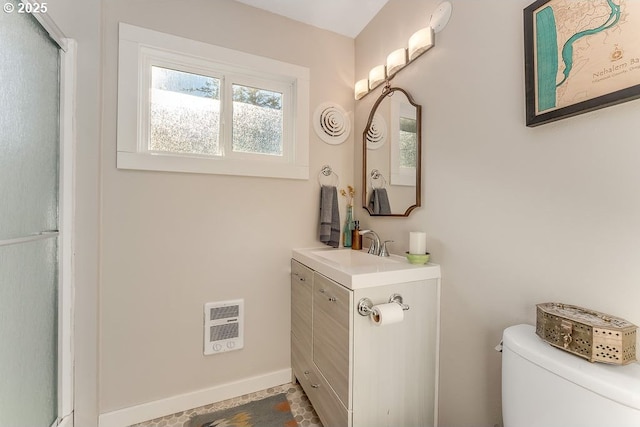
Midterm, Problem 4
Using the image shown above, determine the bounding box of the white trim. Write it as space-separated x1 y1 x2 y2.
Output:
98 369 292 427
116 23 309 180
22 1 67 51
58 37 77 424
116 152 309 180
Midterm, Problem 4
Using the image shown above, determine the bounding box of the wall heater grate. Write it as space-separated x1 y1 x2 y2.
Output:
204 299 244 355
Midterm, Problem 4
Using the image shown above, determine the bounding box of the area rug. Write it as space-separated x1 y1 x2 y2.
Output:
187 393 297 427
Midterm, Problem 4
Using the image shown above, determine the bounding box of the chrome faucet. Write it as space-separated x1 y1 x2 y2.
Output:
379 240 394 257
359 230 382 256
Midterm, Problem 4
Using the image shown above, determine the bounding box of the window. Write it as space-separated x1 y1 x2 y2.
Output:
398 116 417 169
150 66 221 156
117 23 310 179
231 83 284 156
390 98 418 186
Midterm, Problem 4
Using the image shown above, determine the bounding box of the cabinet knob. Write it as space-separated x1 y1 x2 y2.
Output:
311 383 320 389
319 289 336 302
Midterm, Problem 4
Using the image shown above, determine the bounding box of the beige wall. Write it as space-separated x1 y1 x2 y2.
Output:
356 0 640 426
100 0 355 412
50 0 640 424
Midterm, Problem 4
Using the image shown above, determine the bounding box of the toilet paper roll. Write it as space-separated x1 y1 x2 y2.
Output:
371 302 404 326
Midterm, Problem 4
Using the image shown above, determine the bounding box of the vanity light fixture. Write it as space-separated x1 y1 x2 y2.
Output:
354 1 452 100
408 27 434 61
386 48 408 77
368 65 387 90
355 79 369 100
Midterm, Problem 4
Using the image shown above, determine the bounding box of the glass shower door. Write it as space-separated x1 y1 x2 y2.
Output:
0 1 61 425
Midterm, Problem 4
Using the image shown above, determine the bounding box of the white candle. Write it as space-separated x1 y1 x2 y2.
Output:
409 232 427 254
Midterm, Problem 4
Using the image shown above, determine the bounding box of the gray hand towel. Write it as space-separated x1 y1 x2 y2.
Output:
368 188 392 215
319 185 340 248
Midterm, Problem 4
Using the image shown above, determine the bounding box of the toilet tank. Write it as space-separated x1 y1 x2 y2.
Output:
502 324 640 427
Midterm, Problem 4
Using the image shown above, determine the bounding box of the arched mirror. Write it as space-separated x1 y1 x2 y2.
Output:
362 84 421 216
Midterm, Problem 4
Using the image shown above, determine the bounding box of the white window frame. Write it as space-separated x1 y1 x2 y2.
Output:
117 23 310 180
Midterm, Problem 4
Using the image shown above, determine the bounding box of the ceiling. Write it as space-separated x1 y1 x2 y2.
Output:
233 0 390 38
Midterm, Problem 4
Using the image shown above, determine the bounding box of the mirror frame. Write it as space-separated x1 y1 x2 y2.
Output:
362 85 422 217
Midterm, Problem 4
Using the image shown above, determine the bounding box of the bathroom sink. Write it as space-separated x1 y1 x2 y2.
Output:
292 247 440 289
312 248 401 266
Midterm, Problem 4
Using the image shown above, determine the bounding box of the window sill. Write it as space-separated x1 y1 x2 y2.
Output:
117 151 309 180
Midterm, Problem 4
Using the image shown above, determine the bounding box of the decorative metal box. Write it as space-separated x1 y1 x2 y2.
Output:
536 302 637 365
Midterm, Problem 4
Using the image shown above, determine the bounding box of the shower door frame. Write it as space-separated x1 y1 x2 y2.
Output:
29 6 77 427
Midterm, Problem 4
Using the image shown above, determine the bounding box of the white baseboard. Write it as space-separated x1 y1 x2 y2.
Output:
98 368 292 427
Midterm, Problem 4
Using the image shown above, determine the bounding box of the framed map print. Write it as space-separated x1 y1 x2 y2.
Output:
524 0 640 126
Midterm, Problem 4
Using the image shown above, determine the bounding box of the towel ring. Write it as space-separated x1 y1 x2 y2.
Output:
318 165 340 187
370 169 387 189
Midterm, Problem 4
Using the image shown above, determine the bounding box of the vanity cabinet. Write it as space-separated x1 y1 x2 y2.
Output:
291 253 441 427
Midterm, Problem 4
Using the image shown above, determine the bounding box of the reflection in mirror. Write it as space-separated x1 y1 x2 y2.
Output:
363 85 421 216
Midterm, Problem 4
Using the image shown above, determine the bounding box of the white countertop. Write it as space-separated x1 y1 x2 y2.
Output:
292 247 441 289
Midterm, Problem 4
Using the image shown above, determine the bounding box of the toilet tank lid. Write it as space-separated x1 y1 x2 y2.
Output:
503 324 640 411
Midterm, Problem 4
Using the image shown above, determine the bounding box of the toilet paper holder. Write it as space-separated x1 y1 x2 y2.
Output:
357 293 410 316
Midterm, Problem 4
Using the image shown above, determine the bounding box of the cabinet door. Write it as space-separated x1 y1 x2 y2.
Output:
293 332 351 427
304 363 351 427
291 260 313 354
313 273 351 407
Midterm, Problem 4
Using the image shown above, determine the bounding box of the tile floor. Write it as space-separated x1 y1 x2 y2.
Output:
130 382 323 427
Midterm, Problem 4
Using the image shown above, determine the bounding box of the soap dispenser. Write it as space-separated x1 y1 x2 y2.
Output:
352 221 362 250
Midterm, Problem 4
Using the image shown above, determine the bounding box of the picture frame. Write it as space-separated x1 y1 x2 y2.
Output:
524 0 640 127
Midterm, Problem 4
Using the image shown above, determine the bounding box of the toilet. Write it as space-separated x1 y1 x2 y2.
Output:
501 324 640 427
